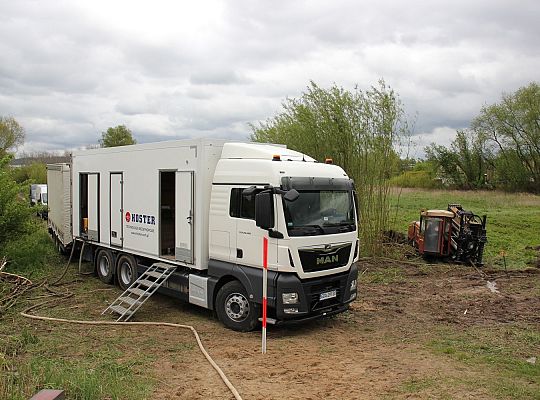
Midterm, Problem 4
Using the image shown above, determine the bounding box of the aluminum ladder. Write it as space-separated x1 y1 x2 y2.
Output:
102 262 177 322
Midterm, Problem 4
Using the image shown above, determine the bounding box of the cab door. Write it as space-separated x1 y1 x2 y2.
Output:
232 188 278 269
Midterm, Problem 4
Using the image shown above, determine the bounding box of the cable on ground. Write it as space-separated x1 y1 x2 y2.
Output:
21 300 243 400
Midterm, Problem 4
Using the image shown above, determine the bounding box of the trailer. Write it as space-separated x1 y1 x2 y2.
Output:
48 139 359 331
47 163 72 252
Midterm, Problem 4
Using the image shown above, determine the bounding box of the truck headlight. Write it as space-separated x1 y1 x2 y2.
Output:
282 292 299 304
350 279 357 292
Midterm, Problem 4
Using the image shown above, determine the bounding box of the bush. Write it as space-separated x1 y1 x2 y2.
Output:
0 156 33 245
0 156 56 275
10 162 47 184
2 222 59 276
389 170 442 189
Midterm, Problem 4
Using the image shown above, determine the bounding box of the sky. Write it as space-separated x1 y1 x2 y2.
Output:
1 0 539 158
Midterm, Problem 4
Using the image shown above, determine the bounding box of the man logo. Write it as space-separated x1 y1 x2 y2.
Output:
316 255 338 265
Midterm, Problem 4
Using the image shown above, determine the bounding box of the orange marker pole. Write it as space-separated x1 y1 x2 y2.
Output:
262 236 268 354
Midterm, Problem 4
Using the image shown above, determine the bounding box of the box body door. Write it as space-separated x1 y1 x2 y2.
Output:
87 174 99 241
110 173 123 247
175 171 194 263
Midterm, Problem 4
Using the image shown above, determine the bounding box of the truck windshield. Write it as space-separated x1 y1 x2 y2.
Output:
283 190 356 236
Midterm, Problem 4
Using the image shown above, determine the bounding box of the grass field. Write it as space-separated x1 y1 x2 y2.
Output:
389 188 540 270
1 189 539 399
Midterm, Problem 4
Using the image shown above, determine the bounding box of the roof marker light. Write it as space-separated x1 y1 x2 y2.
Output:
272 154 281 161
325 158 333 164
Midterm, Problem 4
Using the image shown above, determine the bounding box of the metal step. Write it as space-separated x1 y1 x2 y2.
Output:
119 296 141 307
146 270 165 278
137 279 157 288
153 262 175 269
128 287 149 297
109 304 132 316
102 262 177 322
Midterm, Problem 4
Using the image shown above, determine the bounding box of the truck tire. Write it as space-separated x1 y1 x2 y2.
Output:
215 281 259 332
117 254 138 290
96 249 114 284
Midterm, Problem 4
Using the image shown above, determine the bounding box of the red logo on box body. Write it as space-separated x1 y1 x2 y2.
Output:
125 211 156 225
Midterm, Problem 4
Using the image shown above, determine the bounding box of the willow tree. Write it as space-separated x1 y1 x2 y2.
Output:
251 80 410 256
472 82 540 193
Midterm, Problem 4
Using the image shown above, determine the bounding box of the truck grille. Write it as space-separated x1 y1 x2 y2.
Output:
299 243 351 272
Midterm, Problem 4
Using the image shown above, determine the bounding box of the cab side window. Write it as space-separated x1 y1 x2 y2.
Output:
230 188 260 219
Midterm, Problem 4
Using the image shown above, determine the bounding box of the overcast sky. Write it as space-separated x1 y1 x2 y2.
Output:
1 0 538 158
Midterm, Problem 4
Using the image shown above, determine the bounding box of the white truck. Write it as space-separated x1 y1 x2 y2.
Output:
47 139 359 331
30 184 47 206
30 183 48 219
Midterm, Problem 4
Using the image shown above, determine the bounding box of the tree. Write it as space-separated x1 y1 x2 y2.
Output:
422 82 539 193
10 162 47 184
99 125 136 147
471 82 540 192
251 80 411 255
0 116 25 156
426 130 489 189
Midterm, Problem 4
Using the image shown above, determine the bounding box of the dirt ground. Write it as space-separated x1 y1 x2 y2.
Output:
20 262 540 399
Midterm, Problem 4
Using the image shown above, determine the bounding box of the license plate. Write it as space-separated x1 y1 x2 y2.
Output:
319 290 337 301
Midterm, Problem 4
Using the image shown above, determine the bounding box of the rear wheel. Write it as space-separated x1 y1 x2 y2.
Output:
216 281 259 332
96 249 114 284
116 254 138 290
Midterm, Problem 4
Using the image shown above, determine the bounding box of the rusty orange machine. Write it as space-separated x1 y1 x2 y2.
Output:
408 204 487 265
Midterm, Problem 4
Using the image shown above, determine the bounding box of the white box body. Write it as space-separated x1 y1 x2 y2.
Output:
70 139 226 271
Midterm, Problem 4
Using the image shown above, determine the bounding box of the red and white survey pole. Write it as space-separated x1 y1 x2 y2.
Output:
262 236 268 354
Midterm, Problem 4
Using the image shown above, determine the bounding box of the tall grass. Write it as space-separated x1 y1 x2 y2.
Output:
0 329 152 400
1 220 60 277
389 188 540 269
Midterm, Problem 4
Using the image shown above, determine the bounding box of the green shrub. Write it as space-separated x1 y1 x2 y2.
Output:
0 156 33 245
389 170 441 188
0 156 56 276
1 221 59 276
10 162 47 184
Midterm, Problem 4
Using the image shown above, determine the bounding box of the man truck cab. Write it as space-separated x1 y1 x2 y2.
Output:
208 143 358 330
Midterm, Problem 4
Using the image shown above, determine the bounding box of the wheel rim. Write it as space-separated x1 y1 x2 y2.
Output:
119 261 132 285
98 255 110 276
225 292 250 322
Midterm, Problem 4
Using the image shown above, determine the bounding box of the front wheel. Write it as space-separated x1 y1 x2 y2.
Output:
215 281 259 332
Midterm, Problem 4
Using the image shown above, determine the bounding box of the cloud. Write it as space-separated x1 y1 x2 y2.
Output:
0 0 538 155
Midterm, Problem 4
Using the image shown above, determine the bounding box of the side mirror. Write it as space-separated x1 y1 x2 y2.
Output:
243 185 257 197
283 189 299 202
255 191 274 229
